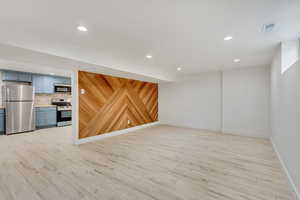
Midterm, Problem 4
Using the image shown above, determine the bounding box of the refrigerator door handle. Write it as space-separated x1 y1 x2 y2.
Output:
7 87 9 101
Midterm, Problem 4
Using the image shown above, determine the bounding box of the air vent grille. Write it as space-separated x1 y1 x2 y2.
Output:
263 23 276 33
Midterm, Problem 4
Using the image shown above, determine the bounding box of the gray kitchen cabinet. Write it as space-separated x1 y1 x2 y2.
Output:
32 75 44 93
35 107 57 128
44 76 57 93
56 77 71 85
0 109 5 134
2 71 18 81
2 71 32 82
33 75 56 94
18 72 32 82
32 74 71 94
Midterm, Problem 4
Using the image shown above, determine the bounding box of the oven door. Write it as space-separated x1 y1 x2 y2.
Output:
57 110 72 126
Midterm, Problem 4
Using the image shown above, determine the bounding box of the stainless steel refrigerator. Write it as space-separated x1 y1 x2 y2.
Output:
2 85 35 135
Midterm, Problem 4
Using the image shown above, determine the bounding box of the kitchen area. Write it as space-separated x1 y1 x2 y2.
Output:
0 70 72 135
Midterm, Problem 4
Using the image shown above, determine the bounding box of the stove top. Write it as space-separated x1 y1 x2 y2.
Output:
57 106 72 111
51 98 71 107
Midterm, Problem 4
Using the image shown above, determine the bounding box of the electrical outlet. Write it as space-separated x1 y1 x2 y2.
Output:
80 89 85 94
127 120 131 125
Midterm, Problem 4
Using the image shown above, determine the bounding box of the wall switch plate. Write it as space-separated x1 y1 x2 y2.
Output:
127 120 130 125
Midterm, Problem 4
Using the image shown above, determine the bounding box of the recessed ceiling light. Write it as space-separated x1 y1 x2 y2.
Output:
177 67 182 71
77 25 88 32
233 59 241 63
224 36 233 41
146 54 152 59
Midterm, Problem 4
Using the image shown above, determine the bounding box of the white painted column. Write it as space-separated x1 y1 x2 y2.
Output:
71 69 79 144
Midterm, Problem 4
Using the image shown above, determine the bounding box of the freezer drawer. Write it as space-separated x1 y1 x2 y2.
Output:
3 85 34 101
6 102 35 134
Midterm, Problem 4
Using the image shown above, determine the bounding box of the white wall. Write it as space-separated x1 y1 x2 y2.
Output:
159 66 270 138
222 66 270 138
271 40 300 198
281 39 300 74
159 72 222 131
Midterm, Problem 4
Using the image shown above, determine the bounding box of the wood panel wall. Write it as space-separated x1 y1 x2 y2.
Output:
78 71 158 139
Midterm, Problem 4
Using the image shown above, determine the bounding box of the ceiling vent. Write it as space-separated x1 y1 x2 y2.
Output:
263 23 276 33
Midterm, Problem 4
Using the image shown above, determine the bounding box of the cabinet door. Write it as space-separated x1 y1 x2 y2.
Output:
46 111 57 126
18 72 32 82
43 76 55 94
33 75 55 94
35 111 41 127
36 111 47 127
36 109 57 128
61 77 71 85
54 77 69 85
0 113 5 133
32 75 45 93
2 71 19 81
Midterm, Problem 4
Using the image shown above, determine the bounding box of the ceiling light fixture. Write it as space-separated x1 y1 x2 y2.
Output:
233 59 241 63
177 67 182 71
77 25 88 32
146 54 152 59
224 36 233 41
50 73 55 75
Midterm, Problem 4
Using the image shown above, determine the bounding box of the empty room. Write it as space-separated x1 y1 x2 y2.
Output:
0 0 299 200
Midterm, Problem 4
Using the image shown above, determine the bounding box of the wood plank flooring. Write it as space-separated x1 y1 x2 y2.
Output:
0 125 293 200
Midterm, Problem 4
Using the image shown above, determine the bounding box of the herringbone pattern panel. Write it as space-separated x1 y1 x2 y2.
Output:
79 71 158 138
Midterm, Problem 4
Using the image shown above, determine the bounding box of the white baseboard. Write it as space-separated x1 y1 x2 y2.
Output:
222 128 270 139
271 137 300 200
75 122 160 145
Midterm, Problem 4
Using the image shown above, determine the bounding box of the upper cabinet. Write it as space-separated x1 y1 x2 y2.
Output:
2 71 32 82
1 70 71 94
32 75 55 94
55 77 71 85
32 74 71 94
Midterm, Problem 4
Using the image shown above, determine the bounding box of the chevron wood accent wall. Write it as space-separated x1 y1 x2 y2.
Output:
78 71 158 139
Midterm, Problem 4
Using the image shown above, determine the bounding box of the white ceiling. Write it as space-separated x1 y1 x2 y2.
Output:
0 0 299 81
0 43 162 83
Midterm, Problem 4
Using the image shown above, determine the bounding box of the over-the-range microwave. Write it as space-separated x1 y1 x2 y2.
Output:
54 84 71 93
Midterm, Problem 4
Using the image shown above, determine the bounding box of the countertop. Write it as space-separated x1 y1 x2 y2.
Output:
34 105 57 108
0 105 56 109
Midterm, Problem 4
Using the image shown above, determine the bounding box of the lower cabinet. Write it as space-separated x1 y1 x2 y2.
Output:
0 109 5 134
0 107 57 133
35 107 57 128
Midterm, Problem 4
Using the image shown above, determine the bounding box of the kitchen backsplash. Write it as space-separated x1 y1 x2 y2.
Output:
34 93 71 105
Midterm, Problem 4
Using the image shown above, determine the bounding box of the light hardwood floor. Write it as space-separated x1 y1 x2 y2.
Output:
0 125 293 200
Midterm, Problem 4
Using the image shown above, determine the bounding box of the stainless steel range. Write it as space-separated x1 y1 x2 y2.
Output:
51 98 72 127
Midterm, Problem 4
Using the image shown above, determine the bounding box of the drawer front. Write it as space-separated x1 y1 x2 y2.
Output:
35 107 56 112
